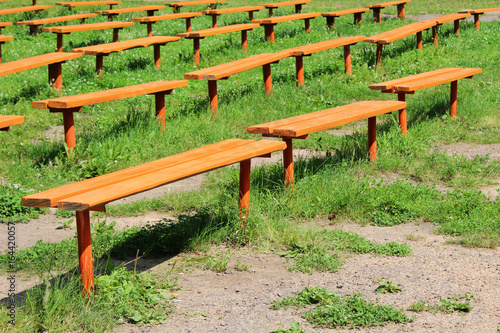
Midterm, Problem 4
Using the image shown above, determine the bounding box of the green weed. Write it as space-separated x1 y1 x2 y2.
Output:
375 278 403 294
235 261 249 271
204 257 229 273
275 321 306 333
408 294 475 314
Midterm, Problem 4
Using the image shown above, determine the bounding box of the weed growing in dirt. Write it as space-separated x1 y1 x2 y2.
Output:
408 294 475 314
0 184 41 223
235 261 249 271
204 256 229 273
375 278 403 294
275 321 306 333
273 287 409 328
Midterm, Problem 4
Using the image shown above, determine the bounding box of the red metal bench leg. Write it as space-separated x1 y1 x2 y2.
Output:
368 117 377 161
264 24 275 42
241 30 248 52
29 25 39 37
249 11 254 21
450 80 457 118
147 22 153 37
154 44 161 70
208 80 218 115
283 138 294 189
96 55 104 77
185 18 192 32
373 8 381 23
76 210 94 297
113 28 120 42
304 19 311 33
432 26 439 47
268 8 273 17
48 62 63 91
344 45 352 75
295 56 304 87
398 92 407 135
211 15 218 28
376 43 383 69
354 13 362 26
454 20 460 36
155 90 171 130
416 31 423 50
263 63 272 94
63 111 76 151
325 16 335 29
193 38 201 65
474 14 480 31
397 4 405 20
239 159 251 223
295 4 302 13
57 34 63 52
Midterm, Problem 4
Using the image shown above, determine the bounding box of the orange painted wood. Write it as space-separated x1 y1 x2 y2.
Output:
262 0 310 9
97 5 164 15
368 117 377 161
0 22 12 29
76 210 94 296
247 101 406 138
72 36 180 55
238 159 251 220
252 12 320 24
17 13 98 27
202 5 263 15
459 8 500 14
0 35 13 42
43 21 133 34
283 138 294 188
0 115 24 129
0 5 52 16
32 80 188 109
52 140 286 211
177 23 260 38
281 36 366 56
167 0 226 11
0 52 81 77
56 1 121 8
322 8 369 17
366 0 410 9
366 21 436 44
134 12 202 23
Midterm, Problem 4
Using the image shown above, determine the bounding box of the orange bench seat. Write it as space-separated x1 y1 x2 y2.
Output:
0 5 52 16
17 13 98 36
0 34 13 63
202 6 264 28
458 7 500 30
56 1 121 10
366 0 411 22
0 115 24 131
133 12 203 36
262 0 311 17
321 8 369 28
166 0 226 13
96 5 165 21
252 12 320 42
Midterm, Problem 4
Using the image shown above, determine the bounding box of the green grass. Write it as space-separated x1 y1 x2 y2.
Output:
408 293 475 313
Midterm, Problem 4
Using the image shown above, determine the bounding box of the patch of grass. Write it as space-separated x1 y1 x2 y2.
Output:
204 256 228 273
280 244 344 274
405 234 425 241
235 260 249 271
408 294 475 314
375 278 403 294
275 321 306 333
0 184 41 223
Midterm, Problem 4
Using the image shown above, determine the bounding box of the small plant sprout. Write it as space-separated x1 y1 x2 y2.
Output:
235 261 249 271
375 278 403 294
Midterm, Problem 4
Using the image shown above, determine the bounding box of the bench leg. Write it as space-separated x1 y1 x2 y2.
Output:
354 13 363 26
154 44 161 70
249 11 254 21
63 111 76 151
368 117 377 161
397 4 405 20
474 14 480 31
96 55 104 77
432 26 439 47
241 30 248 53
208 80 218 115
264 24 275 42
29 25 39 37
416 31 423 50
454 20 460 36
108 14 113 21
295 4 302 13
185 18 192 32
48 63 63 91
57 34 63 52
344 45 352 75
113 28 120 42
211 15 218 28
283 138 294 189
239 159 251 223
155 90 171 130
193 38 201 65
373 8 381 23
263 64 272 95
147 22 153 37
304 19 311 33
76 210 94 297
0 44 2 64
268 8 274 17
450 80 457 118
398 92 407 135
173 5 180 13
325 16 335 29
295 56 304 87
376 43 383 69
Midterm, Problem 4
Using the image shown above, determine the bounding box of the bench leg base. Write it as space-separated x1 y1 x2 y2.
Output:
397 4 405 20
325 16 335 29
373 8 381 23
432 26 439 47
344 45 352 75
241 30 248 52
376 44 383 69
295 56 304 86
193 38 201 65
185 18 192 32
96 55 104 77
283 138 294 189
263 64 272 94
450 80 457 118
154 44 161 70
264 24 275 42
398 92 408 135
368 117 377 161
416 31 423 50
354 13 363 26
63 111 76 152
48 62 63 91
239 159 251 224
76 210 94 297
208 80 218 115
474 14 480 31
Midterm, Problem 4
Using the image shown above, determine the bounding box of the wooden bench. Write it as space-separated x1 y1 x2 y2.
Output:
322 8 369 29
247 100 406 187
31 80 188 150
166 0 226 13
96 5 165 21
366 0 411 23
43 21 134 52
177 23 260 65
0 52 81 90
134 12 202 36
0 34 13 63
184 52 289 113
369 67 482 129
0 5 52 16
279 36 366 85
458 8 500 31
365 20 436 68
262 0 310 17
72 36 180 76
419 13 471 45
21 138 287 296
202 6 264 28
17 13 98 37
56 1 121 11
0 115 24 131
252 12 320 42
0 21 12 34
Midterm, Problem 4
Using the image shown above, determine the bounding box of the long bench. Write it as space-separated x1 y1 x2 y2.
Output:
322 8 369 29
97 5 165 21
262 0 310 17
21 138 286 296
458 8 500 31
72 36 180 76
0 21 12 34
0 5 52 16
0 34 13 63
185 52 289 113
365 20 436 68
43 21 134 52
419 13 471 45
369 68 482 129
366 0 411 23
167 0 226 13
279 36 366 85
0 115 24 131
202 5 264 28
177 23 260 65
31 80 189 150
133 12 202 36
0 52 81 90
56 1 121 11
252 12 320 42
247 100 406 187
17 13 98 37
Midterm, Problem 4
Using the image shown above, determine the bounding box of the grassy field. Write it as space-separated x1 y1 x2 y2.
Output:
0 0 499 331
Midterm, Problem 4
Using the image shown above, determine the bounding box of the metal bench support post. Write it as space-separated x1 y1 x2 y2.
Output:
241 30 248 52
263 64 272 94
154 44 161 69
208 80 218 114
397 4 405 20
450 80 458 118
416 31 423 50
265 24 275 42
397 92 408 134
368 117 377 161
238 159 251 221
193 38 201 65
326 16 335 28
186 18 192 32
344 45 352 75
376 44 383 69
354 12 363 25
295 56 304 86
76 210 94 297
283 138 294 188
48 62 63 91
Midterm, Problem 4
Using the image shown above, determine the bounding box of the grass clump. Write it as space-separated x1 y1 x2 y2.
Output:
273 287 409 328
408 294 475 314
204 256 228 273
0 184 41 223
275 321 306 333
375 278 403 294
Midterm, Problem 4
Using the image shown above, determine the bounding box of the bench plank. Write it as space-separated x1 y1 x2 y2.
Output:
202 6 264 27
167 0 226 13
262 0 310 16
0 115 24 130
0 5 52 16
97 5 165 21
17 13 98 36
322 8 369 28
133 12 202 35
43 21 134 34
366 0 410 22
56 1 121 8
252 12 320 42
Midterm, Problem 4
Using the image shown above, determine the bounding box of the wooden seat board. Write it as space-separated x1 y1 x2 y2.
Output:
262 0 311 9
133 12 202 22
252 12 320 24
433 13 471 24
392 68 483 91
0 5 52 15
366 21 436 44
22 139 255 207
71 36 180 55
202 6 263 15
0 52 81 77
281 36 366 56
177 23 260 38
42 21 133 33
32 80 188 109
322 8 369 17
366 0 410 9
0 115 24 128
0 35 13 42
167 0 226 7
17 13 98 26
56 1 121 8
98 5 165 15
0 22 12 28
459 8 500 14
